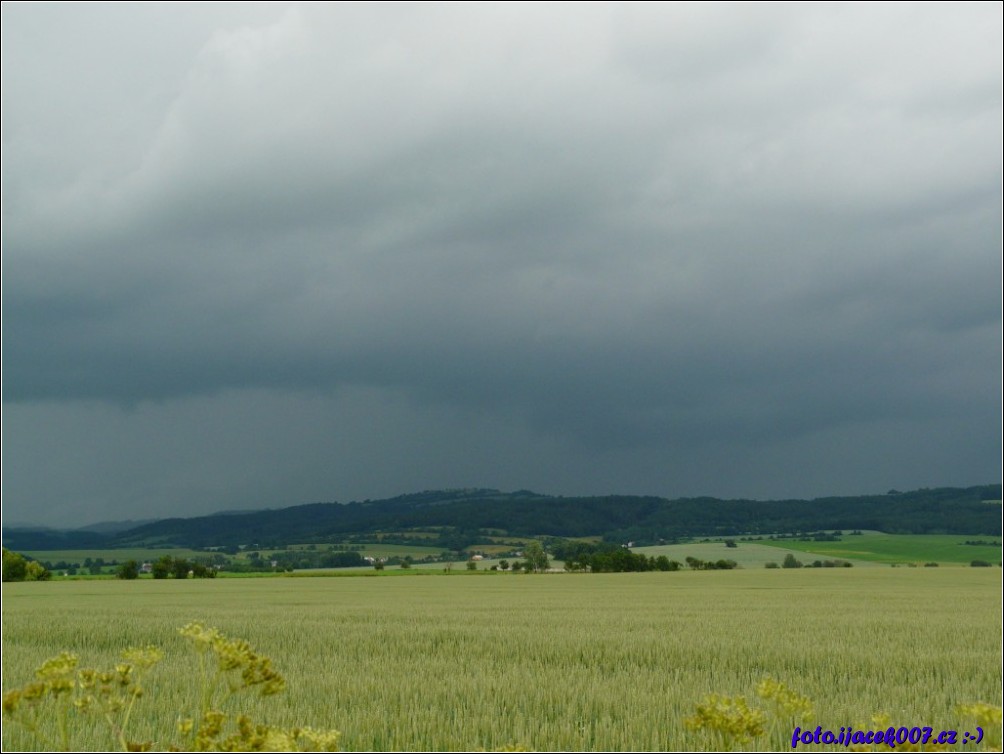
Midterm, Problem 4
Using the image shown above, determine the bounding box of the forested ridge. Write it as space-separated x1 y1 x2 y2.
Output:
3 485 999 551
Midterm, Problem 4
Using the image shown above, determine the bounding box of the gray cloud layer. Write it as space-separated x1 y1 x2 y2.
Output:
3 4 1000 526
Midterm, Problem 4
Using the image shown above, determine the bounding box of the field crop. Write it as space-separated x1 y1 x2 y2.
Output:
756 532 1002 565
632 542 878 568
283 543 447 559
3 569 1000 751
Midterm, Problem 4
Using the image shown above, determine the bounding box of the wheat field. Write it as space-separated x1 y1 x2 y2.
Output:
2 568 1000 751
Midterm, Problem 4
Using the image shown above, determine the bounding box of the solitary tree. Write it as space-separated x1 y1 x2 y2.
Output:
116 560 140 580
151 556 173 579
782 553 803 569
523 542 549 573
172 558 192 579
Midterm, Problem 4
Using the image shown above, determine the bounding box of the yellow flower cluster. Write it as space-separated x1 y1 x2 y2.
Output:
756 676 814 722
957 703 1003 751
2 647 161 750
685 681 1002 752
174 711 341 752
684 693 767 749
173 623 337 750
3 653 79 715
178 622 286 697
3 625 338 752
957 702 1003 728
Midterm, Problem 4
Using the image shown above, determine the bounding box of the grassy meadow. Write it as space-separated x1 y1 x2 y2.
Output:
3 568 1001 751
631 542 880 568
756 532 1002 566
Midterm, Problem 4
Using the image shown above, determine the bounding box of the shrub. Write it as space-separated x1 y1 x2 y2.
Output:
172 558 192 580
24 561 52 582
151 556 172 579
781 554 802 569
116 561 140 580
2 550 51 582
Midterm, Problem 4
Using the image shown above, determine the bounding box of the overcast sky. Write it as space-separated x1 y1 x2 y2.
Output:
2 3 1001 528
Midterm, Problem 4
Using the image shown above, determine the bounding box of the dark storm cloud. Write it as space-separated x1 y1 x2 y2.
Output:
2 4 1000 525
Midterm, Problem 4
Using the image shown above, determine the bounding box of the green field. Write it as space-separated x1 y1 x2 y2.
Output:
3 569 1000 751
756 532 1002 565
283 543 448 559
632 542 880 568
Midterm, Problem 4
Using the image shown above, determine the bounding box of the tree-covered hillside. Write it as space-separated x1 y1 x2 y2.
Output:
3 485 998 551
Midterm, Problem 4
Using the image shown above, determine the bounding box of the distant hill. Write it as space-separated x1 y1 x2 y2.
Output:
1 526 116 551
3 484 998 552
77 518 163 534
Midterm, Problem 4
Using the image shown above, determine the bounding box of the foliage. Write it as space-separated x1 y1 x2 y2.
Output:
2 549 51 582
148 556 216 579
553 541 684 572
25 561 53 581
782 553 803 569
150 557 167 579
2 623 339 752
521 542 549 573
116 561 140 580
173 558 193 580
